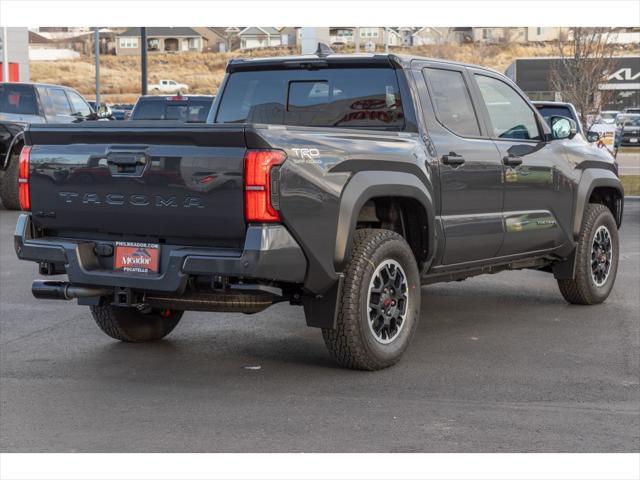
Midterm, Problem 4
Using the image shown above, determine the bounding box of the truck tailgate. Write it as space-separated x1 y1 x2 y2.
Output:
25 122 247 247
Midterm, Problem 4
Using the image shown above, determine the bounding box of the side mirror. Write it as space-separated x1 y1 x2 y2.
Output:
586 131 600 143
96 104 112 119
551 116 577 140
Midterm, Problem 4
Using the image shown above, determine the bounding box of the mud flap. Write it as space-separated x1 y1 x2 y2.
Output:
552 248 577 280
302 276 343 329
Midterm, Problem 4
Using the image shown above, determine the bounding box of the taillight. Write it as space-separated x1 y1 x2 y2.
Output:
244 149 286 222
18 145 32 211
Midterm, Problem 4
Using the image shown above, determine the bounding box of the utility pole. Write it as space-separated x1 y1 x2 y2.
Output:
355 27 360 53
384 27 389 53
2 27 9 82
141 27 148 95
94 27 101 106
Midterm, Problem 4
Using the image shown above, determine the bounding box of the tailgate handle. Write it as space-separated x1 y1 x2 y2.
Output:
106 151 148 176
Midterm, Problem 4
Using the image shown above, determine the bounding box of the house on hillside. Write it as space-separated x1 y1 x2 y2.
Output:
328 27 401 48
526 27 568 42
238 27 282 49
412 27 448 45
29 28 117 58
115 27 203 55
191 27 229 52
471 27 527 43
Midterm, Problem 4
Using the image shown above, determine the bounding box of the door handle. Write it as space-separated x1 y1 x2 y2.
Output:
442 153 465 167
503 155 523 167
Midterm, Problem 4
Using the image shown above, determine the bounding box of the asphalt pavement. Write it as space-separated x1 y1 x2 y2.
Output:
1 202 638 452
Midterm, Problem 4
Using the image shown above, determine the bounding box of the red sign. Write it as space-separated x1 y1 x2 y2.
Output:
114 242 160 275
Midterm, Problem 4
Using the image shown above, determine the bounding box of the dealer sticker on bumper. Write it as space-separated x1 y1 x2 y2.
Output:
114 241 160 275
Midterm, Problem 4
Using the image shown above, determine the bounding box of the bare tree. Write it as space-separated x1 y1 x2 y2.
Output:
550 27 618 133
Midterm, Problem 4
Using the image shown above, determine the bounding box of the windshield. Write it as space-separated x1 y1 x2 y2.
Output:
617 115 640 127
0 84 39 115
600 112 618 120
131 98 213 122
535 105 575 123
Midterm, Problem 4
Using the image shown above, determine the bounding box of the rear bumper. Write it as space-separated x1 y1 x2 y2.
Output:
14 214 307 293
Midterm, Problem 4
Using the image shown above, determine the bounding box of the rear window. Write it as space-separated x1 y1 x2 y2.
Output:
132 98 213 122
215 68 405 130
0 84 39 115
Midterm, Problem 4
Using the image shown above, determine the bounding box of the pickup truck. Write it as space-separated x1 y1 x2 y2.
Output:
148 79 189 94
14 52 624 370
129 95 214 122
1 82 106 210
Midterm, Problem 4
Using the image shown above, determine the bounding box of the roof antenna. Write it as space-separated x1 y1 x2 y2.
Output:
314 42 335 58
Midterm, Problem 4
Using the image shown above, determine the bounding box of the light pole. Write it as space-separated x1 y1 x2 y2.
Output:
94 27 101 106
2 27 9 82
141 27 148 95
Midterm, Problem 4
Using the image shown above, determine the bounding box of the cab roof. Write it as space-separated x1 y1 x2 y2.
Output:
226 53 501 76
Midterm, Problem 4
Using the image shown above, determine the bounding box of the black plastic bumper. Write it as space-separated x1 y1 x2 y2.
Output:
14 214 307 292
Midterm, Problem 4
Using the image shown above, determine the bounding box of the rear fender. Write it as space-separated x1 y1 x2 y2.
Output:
305 171 434 329
335 170 435 271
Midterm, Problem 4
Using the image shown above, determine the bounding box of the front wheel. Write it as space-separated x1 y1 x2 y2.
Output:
557 203 619 305
322 229 421 370
90 304 183 342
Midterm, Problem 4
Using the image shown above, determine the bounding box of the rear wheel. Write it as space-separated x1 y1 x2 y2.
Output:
557 203 619 305
90 304 183 342
322 229 421 370
0 152 20 210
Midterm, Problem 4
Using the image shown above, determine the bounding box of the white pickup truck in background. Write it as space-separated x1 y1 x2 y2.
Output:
148 79 189 94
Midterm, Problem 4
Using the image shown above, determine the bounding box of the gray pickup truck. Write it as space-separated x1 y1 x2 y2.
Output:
14 52 623 370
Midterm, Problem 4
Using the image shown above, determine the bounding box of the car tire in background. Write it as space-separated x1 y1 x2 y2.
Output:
558 203 619 305
90 304 183 342
322 229 421 371
0 153 21 210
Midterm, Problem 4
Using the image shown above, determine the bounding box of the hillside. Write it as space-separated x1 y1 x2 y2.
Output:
29 43 638 104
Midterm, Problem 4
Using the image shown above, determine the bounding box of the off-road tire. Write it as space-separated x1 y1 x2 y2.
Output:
558 203 619 305
0 152 20 210
90 304 183 342
322 229 421 370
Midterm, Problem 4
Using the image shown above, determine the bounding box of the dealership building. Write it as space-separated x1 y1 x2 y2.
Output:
506 56 640 111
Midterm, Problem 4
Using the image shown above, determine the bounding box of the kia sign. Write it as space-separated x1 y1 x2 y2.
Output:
603 66 640 90
506 56 640 109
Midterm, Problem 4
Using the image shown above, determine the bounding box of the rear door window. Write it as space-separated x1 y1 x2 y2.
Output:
216 68 405 130
0 84 39 115
423 68 480 137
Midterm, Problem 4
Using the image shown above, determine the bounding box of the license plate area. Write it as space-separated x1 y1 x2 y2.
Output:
114 241 160 275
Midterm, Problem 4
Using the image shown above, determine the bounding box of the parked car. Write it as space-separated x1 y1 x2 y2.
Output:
109 103 135 120
624 107 640 115
0 82 108 210
533 101 586 137
148 79 189 94
595 110 619 125
14 52 623 370
129 95 214 122
614 113 640 151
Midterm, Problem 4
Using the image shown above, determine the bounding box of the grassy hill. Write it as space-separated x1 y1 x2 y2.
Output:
29 43 638 104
